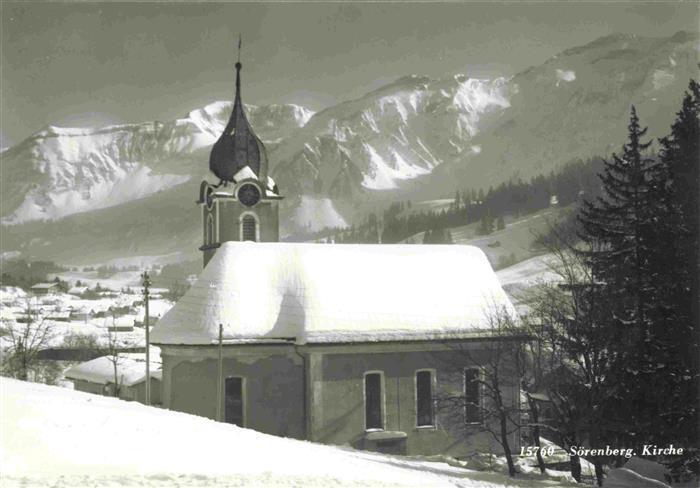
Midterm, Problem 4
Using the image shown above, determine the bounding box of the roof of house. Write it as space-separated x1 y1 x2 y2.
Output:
30 282 59 290
47 311 71 320
68 286 89 295
101 315 136 329
150 241 518 346
65 350 161 387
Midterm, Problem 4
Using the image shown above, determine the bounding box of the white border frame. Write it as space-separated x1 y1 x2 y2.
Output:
414 368 437 429
224 375 247 427
363 370 386 432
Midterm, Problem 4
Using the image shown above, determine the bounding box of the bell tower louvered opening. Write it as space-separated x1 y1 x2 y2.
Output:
241 214 258 242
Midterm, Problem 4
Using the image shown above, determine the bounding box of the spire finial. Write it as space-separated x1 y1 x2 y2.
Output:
236 34 242 69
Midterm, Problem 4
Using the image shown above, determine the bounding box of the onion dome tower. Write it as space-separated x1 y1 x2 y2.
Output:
209 60 268 183
197 39 282 268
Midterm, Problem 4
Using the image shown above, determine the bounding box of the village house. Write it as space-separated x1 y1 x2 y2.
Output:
65 351 162 405
67 285 89 296
150 58 524 457
29 282 59 295
103 316 135 333
46 310 71 322
69 306 91 322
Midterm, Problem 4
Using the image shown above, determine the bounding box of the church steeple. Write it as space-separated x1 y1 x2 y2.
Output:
198 37 281 269
209 40 268 183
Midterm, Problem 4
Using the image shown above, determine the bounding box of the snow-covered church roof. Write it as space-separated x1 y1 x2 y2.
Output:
150 242 518 346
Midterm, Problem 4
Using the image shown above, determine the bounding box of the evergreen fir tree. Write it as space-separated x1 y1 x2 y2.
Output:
650 80 700 459
478 213 494 235
578 106 661 448
496 215 505 231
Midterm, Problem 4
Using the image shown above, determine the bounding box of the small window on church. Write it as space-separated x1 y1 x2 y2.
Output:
464 368 482 424
416 370 435 427
364 371 384 430
225 377 245 426
241 215 257 241
206 214 214 245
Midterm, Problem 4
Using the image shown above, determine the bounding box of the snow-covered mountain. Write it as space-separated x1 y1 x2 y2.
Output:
1 32 697 265
271 74 510 199
457 31 700 184
1 102 313 224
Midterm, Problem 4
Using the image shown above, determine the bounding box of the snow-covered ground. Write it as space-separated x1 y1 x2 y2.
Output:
1 378 583 488
496 254 562 290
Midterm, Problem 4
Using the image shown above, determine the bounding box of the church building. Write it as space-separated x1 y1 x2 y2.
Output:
150 58 523 458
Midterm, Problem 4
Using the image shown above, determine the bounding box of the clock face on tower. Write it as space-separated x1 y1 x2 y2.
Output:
237 183 261 207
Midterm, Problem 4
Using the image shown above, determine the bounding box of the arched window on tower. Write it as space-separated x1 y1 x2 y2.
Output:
240 214 258 242
206 214 215 245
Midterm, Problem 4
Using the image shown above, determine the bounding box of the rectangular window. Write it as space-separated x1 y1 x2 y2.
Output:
225 377 244 426
416 370 435 427
364 372 384 430
464 368 482 424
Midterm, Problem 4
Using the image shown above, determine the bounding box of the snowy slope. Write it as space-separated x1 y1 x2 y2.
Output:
287 195 348 233
0 378 576 487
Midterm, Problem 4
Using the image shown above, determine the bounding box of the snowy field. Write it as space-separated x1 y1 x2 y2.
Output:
0 286 174 349
0 378 583 488
495 253 562 303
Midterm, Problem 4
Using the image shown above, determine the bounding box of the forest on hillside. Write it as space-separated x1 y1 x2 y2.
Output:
304 156 606 245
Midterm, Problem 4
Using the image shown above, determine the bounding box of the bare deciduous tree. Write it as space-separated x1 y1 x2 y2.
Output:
103 326 127 397
1 298 55 382
520 237 614 486
435 305 525 477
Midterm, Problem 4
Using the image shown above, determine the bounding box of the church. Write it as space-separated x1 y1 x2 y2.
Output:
150 58 523 457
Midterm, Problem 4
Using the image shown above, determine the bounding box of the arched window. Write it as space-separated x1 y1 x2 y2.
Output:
206 214 214 245
240 214 258 242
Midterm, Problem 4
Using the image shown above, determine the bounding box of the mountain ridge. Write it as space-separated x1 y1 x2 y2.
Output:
1 31 697 264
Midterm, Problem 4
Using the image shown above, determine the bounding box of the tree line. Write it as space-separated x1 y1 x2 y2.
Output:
314 156 606 245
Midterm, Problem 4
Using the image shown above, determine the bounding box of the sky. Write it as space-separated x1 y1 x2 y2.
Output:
1 2 698 147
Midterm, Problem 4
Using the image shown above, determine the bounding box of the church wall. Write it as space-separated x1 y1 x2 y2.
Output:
307 345 520 457
161 345 305 439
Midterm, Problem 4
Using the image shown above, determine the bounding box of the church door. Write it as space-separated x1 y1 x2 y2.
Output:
225 377 244 426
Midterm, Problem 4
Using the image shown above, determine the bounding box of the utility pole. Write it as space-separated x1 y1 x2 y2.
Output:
217 323 223 422
142 271 151 406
